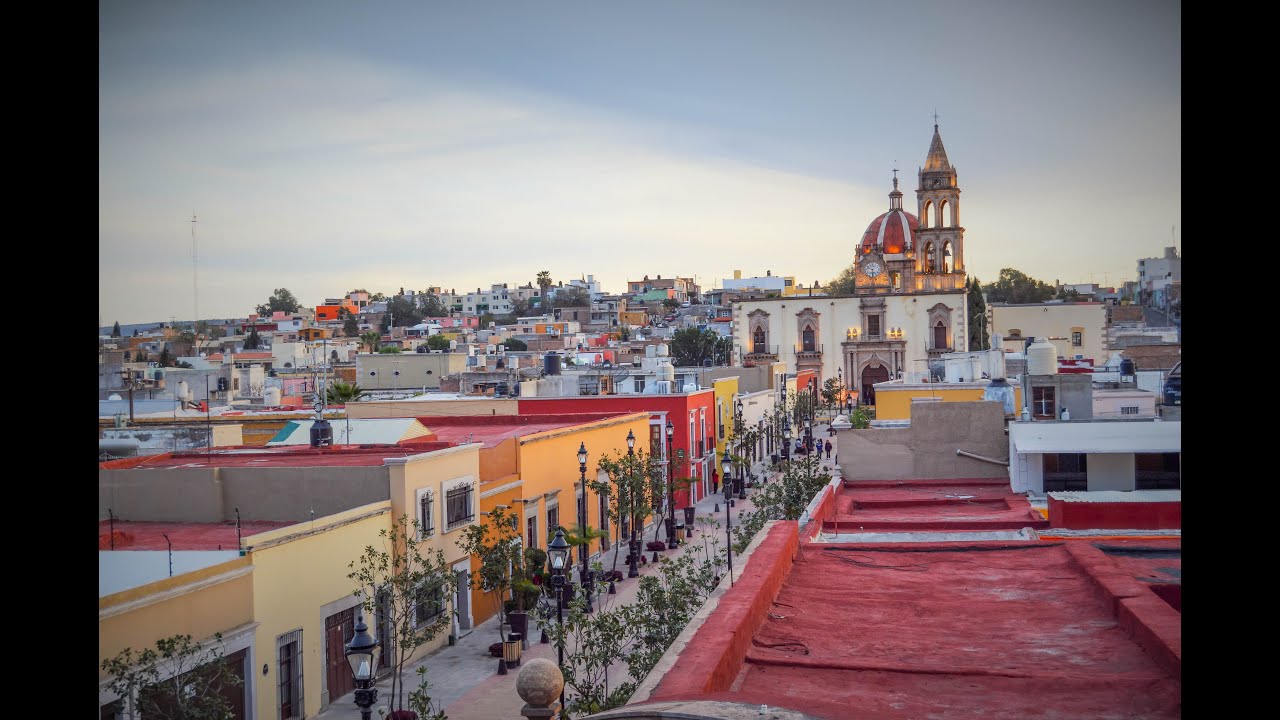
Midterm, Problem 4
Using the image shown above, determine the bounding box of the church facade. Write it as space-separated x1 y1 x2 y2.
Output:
731 124 970 405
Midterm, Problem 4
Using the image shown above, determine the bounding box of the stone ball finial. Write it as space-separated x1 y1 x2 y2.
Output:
516 658 563 707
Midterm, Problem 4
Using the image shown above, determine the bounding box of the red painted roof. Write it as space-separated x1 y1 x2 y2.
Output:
859 208 918 255
98 519 294 551
640 481 1181 719
414 413 639 448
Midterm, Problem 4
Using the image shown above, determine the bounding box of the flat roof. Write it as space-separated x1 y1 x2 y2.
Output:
100 444 437 469
417 412 641 448
1011 420 1180 453
99 519 294 550
100 550 241 597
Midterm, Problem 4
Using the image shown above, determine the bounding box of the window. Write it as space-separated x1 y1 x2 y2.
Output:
1032 387 1056 418
802 327 815 352
933 321 947 350
753 327 766 353
867 315 880 338
1135 453 1180 490
415 582 445 625
546 506 559 540
1043 453 1088 492
445 483 474 530
277 629 304 719
1071 331 1082 347
418 490 435 538
634 378 646 393
526 516 538 550
1121 406 1139 416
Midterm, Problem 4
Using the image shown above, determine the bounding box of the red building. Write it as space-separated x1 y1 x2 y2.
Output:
518 391 717 510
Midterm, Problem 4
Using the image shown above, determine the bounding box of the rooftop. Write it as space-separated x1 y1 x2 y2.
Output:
417 413 641 448
99 444 441 469
98 519 292 551
1010 420 1181 453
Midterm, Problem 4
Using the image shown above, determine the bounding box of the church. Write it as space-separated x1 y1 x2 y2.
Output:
732 123 970 405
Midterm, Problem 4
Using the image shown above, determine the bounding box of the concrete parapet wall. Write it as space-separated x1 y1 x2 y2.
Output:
838 401 1010 481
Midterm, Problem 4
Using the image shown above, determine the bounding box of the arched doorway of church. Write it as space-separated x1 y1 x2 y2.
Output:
861 364 890 406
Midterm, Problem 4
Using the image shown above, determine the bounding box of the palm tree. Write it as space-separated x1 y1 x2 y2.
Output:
360 331 381 354
325 380 366 405
536 271 552 308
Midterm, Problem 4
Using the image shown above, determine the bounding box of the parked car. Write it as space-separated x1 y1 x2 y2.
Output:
1162 361 1181 406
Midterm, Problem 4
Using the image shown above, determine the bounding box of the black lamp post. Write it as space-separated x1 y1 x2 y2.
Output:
804 417 813 456
577 441 593 613
344 614 380 720
732 398 744 496
721 448 734 585
665 420 677 550
625 429 639 578
782 419 792 469
547 528 570 715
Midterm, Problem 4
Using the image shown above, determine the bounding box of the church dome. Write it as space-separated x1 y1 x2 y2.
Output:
859 207 917 255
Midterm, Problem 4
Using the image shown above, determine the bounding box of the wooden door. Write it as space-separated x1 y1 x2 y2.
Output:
325 607 357 704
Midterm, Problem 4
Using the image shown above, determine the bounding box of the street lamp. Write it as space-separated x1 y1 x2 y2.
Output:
547 528 571 715
344 614 380 720
577 441 593 613
804 418 813 455
721 448 734 584
665 420 677 550
782 419 792 468
625 430 639 579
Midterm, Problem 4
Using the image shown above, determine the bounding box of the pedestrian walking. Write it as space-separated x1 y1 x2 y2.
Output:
824 439 833 459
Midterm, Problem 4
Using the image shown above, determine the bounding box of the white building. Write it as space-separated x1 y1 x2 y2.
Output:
1137 246 1181 309
1008 420 1180 494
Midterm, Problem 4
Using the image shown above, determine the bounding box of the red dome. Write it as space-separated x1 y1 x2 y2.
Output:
859 208 917 255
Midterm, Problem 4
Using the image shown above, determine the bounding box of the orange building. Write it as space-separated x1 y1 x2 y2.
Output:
314 302 358 322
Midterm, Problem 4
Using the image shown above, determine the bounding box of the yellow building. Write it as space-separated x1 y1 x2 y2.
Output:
872 382 1023 421
100 442 484 718
988 301 1110 363
712 377 741 483
421 412 652 627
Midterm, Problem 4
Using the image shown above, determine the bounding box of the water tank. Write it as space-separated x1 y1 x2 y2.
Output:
682 383 698 393
657 344 669 357
646 345 657 358
1119 358 1137 378
982 378 1016 415
176 380 191 402
310 419 333 448
702 358 712 367
660 362 675 383
264 387 282 406
544 352 562 375
1027 337 1058 375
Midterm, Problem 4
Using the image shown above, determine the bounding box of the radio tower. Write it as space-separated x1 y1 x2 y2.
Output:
191 212 199 350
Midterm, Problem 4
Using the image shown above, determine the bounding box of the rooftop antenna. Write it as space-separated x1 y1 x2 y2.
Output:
163 532 173 577
191 212 199 349
108 508 115 550
235 507 242 549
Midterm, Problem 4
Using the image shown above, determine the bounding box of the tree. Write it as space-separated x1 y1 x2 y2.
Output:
255 288 301 316
982 268 1055 304
340 307 360 337
732 450 832 554
968 277 990 350
661 298 680 310
360 331 382 353
348 514 457 717
617 325 632 341
536 271 552 307
158 347 175 367
378 345 403 354
669 328 722 367
594 448 663 575
381 294 424 332
426 334 451 351
243 326 261 350
820 377 846 410
454 506 526 641
370 291 387 302
1056 286 1082 301
501 337 527 351
100 633 243 720
325 380 366 405
553 286 591 308
418 294 449 318
826 262 859 296
112 321 122 337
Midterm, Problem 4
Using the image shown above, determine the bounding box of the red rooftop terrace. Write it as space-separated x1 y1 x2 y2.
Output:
629 480 1180 720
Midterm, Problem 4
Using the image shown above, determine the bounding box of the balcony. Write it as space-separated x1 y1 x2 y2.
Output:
743 345 779 366
795 343 823 359
912 273 967 293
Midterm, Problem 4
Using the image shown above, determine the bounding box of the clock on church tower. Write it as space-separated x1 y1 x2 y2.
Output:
859 251 888 287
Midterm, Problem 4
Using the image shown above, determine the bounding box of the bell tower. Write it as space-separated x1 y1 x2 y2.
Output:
916 120 964 280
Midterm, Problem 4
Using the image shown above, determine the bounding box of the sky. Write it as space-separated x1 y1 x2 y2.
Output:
99 0 1180 326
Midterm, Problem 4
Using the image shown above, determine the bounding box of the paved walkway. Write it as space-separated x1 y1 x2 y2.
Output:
317 431 841 720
